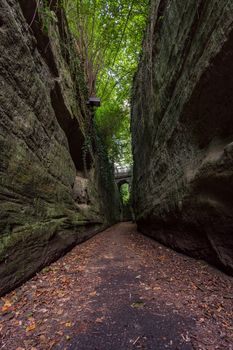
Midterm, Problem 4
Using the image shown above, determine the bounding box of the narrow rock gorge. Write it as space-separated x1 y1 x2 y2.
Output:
132 0 233 274
1 2 233 348
1 0 233 300
0 0 120 296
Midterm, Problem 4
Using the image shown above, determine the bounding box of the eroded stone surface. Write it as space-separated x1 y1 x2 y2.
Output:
0 0 119 295
132 0 233 273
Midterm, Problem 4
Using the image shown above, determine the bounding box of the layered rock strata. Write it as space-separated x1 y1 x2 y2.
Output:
132 0 233 273
0 0 119 295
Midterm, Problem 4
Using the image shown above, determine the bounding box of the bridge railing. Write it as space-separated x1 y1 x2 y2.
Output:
114 165 132 178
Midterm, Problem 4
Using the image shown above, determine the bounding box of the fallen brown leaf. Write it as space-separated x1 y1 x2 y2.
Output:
2 300 12 312
26 322 36 332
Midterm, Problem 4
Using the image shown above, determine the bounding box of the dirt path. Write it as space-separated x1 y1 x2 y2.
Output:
0 223 233 350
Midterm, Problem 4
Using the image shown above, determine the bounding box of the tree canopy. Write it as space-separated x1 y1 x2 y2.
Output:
63 0 149 165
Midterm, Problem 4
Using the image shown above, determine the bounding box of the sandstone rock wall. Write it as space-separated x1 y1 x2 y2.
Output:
132 0 233 273
0 0 119 295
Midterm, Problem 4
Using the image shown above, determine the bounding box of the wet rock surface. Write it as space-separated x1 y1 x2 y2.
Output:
132 0 233 273
0 223 233 349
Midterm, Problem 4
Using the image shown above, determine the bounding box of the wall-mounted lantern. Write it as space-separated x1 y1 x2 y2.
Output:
87 96 101 107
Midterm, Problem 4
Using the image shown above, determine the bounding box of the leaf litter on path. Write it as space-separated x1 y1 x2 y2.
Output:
0 222 233 349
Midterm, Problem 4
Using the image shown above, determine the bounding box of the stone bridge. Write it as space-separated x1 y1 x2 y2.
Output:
114 165 132 190
115 165 133 221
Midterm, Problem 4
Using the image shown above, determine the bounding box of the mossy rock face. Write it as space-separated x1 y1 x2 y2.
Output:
0 218 103 295
132 0 233 274
0 0 119 295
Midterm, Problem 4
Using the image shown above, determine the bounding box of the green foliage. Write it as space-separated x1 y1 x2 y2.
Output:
120 183 130 205
33 0 148 166
95 102 132 164
36 0 58 33
36 0 148 165
63 0 149 165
